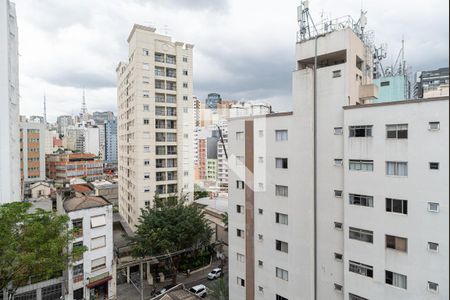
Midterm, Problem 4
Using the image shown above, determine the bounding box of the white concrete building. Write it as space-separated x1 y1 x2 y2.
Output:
229 101 272 119
57 188 116 300
0 0 20 204
116 24 194 229
228 13 449 300
66 126 100 156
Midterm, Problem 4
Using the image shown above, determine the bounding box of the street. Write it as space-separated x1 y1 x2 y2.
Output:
116 262 228 300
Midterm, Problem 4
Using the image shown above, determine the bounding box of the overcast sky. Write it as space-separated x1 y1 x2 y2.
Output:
14 0 449 122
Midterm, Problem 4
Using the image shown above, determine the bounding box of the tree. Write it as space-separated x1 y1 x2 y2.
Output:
194 184 209 200
127 194 213 284
0 202 85 297
210 277 229 300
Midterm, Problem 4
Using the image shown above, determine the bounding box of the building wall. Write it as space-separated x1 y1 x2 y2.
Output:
0 0 20 204
374 75 410 103
117 25 194 230
105 119 118 164
20 121 46 182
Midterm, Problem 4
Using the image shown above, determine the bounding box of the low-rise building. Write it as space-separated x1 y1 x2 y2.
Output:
57 186 116 300
46 152 104 182
20 119 46 182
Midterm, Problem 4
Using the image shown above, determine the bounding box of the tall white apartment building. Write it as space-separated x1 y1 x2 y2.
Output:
0 0 20 204
116 25 194 229
228 13 449 300
19 119 46 182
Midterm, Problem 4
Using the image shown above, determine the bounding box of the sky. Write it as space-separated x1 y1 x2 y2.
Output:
14 0 449 122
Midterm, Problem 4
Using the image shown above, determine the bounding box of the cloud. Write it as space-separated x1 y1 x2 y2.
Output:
13 0 449 122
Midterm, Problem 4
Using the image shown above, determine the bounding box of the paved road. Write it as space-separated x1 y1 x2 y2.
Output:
117 262 228 300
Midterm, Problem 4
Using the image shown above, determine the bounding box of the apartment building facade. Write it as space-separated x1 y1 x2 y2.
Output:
0 0 20 204
57 187 116 300
20 120 46 182
116 25 194 229
46 152 104 182
104 119 118 164
228 23 449 300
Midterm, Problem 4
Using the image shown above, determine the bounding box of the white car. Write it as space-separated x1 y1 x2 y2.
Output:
189 284 207 298
207 268 222 280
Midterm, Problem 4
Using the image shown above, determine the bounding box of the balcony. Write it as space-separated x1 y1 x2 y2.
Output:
73 274 84 283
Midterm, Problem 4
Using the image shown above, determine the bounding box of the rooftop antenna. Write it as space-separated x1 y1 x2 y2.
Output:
297 0 317 42
43 92 47 125
81 88 87 116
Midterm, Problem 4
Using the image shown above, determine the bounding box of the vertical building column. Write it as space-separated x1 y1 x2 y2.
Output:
244 120 255 300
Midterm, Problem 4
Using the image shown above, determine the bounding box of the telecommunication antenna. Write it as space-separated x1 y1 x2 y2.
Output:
43 92 47 124
297 0 317 42
81 89 87 116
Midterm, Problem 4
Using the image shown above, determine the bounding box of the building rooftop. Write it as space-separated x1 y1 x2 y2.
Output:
63 192 110 212
90 180 116 189
196 196 228 214
71 184 93 193
343 96 448 110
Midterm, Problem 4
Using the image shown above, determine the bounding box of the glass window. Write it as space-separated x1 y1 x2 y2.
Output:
386 198 408 214
276 213 289 225
428 281 439 293
428 202 440 212
386 235 407 252
349 227 374 243
349 261 373 278
349 294 368 300
275 130 288 141
276 158 288 169
429 162 440 170
385 270 407 289
386 124 408 139
429 122 440 130
275 185 288 197
349 125 373 137
428 242 439 252
236 132 244 140
386 161 408 176
91 256 106 272
334 127 343 135
276 240 289 253
349 160 374 172
276 267 289 281
349 194 374 207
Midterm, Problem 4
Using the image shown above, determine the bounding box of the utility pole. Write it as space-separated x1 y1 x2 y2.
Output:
140 260 144 300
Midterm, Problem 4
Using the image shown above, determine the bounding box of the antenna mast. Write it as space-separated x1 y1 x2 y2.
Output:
297 0 317 42
81 89 88 116
43 92 47 125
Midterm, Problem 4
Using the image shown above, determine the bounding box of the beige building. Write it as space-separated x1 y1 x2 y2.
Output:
20 118 46 182
116 25 194 229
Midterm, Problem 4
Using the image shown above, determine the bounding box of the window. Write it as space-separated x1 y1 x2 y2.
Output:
237 229 244 238
349 294 368 300
428 202 440 213
183 95 188 101
236 180 245 190
334 253 343 261
332 70 342 78
144 187 150 193
258 286 264 293
386 161 408 176
334 159 343 166
258 130 264 137
144 173 150 179
385 271 407 289
91 215 106 228
380 81 390 86
91 256 106 272
276 240 289 253
276 267 289 281
275 185 288 197
236 205 243 214
144 146 150 153
386 124 408 139
183 69 188 76
349 194 374 207
237 253 245 263
145 201 150 207
349 261 373 278
334 127 343 135
143 119 150 125
236 132 244 140
258 234 264 240
237 277 245 287
183 107 189 113
258 209 264 215
334 190 343 197
142 63 150 70
143 76 150 84
143 105 149 111
276 295 288 300
429 121 440 130
183 82 188 88
143 131 151 139
275 130 288 141
182 56 188 63
386 198 408 214
258 260 264 267
276 158 288 169
334 222 343 230
428 242 439 252
73 263 83 276
236 156 244 166
349 125 373 137
349 160 374 172
334 284 343 292
349 227 373 243
91 236 106 250
429 162 440 170
385 235 408 252
258 156 264 163
428 281 439 293
276 213 289 225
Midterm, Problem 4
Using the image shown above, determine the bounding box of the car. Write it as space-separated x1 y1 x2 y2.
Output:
207 268 222 280
189 284 207 298
155 284 176 296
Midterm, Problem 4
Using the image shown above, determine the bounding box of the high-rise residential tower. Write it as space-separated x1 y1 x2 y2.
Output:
0 0 20 204
116 25 194 229
228 8 448 300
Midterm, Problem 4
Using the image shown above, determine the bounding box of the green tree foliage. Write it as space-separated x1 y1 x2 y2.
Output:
0 202 85 295
194 184 209 200
128 194 213 283
210 277 229 300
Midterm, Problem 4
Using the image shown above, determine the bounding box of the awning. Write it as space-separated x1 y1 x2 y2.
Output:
86 275 112 289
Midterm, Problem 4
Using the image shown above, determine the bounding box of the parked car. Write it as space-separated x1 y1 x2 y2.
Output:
189 284 207 298
155 284 176 295
207 268 223 280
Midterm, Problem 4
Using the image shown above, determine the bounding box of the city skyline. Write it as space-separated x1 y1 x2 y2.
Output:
14 0 449 122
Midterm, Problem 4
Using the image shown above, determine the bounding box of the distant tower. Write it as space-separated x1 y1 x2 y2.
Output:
43 92 47 125
81 89 88 116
